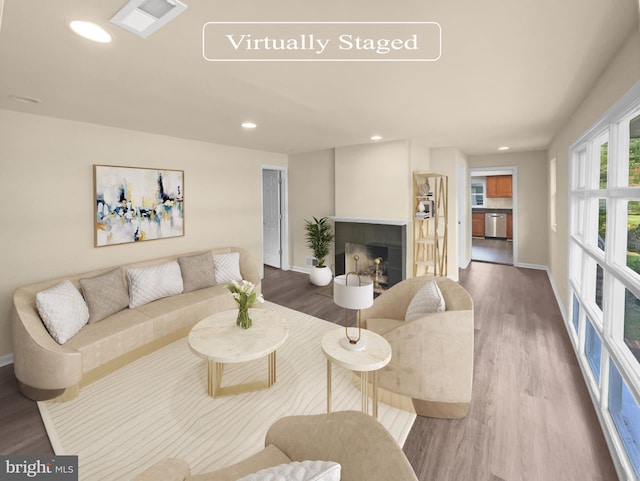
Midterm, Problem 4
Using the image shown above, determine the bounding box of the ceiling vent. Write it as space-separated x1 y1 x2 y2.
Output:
110 0 187 38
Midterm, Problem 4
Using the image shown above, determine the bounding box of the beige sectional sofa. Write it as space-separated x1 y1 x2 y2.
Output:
362 276 474 419
132 411 419 481
12 247 260 402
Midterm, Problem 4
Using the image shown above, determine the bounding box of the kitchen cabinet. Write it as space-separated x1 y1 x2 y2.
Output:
507 213 513 239
486 175 512 198
413 172 448 277
472 213 485 237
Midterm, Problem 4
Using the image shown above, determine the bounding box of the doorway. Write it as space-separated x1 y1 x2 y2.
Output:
469 166 517 266
261 167 289 272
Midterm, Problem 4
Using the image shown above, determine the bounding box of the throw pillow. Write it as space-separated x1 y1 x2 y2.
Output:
178 252 216 293
405 280 446 322
127 261 184 309
212 252 242 284
79 269 130 323
236 461 341 481
36 280 89 344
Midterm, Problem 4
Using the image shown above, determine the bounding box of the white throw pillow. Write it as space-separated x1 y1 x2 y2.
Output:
236 461 341 481
36 280 89 344
127 261 184 309
212 252 242 284
405 280 446 321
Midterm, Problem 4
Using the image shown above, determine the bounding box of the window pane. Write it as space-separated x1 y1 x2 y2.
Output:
596 264 604 311
630 113 640 187
625 289 640 364
584 318 601 383
608 362 640 477
628 201 640 275
573 294 580 333
600 142 608 189
598 199 606 251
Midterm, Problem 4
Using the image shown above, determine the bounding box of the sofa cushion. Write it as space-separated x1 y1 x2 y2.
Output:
236 461 341 481
127 261 184 309
80 269 130 324
64 307 153 372
212 252 242 284
178 252 217 293
35 280 89 344
405 280 445 321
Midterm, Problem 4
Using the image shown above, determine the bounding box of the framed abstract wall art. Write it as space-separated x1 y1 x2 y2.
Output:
94 165 184 247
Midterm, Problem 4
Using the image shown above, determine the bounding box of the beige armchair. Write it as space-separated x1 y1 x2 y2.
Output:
132 411 418 481
362 276 474 419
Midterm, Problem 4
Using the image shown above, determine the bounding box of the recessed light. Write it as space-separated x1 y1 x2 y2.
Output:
241 122 257 129
9 95 41 104
498 146 510 151
370 135 383 141
70 21 112 43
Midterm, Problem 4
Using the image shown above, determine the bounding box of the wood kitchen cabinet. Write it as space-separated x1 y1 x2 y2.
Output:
472 213 485 237
486 175 512 198
507 213 513 239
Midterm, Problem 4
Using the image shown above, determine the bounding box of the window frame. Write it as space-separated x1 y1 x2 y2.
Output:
568 81 640 481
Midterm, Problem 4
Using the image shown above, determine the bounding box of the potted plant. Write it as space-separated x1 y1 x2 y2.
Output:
304 216 335 286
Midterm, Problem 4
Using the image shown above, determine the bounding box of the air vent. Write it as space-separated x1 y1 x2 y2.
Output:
110 0 187 38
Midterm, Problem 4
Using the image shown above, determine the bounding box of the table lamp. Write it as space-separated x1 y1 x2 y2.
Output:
333 271 374 351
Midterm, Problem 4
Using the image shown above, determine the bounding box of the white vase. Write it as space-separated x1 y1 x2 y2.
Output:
309 266 332 286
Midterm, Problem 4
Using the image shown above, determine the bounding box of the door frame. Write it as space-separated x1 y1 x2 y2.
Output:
468 165 518 266
261 166 290 276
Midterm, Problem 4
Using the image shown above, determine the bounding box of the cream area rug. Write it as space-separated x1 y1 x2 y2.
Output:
38 302 416 481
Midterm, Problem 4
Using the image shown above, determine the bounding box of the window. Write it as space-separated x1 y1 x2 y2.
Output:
609 362 640 477
585 318 602 384
471 180 485 207
569 82 640 481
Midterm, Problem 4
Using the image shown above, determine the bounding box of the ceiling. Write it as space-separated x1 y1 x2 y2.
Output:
0 0 638 155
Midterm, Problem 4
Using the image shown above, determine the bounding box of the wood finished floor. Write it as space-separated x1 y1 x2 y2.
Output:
0 262 618 480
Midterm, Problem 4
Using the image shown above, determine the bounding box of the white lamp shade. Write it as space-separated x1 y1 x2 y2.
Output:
333 274 374 310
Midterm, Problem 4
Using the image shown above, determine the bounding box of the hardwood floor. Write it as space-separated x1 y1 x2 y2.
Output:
0 263 618 480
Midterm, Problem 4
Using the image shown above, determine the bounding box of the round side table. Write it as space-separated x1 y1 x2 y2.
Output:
321 327 392 418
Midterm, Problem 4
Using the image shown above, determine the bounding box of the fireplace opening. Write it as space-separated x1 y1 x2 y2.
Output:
334 220 406 293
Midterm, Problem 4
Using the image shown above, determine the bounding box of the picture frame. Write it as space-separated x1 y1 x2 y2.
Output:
94 164 184 247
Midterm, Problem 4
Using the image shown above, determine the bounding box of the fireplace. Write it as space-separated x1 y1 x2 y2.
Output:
334 219 407 292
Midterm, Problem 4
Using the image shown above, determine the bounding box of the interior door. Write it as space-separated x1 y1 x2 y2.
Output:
262 169 282 268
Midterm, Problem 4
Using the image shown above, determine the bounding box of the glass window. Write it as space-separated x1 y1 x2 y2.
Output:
625 289 640 364
598 199 606 251
573 294 580 333
600 142 608 189
628 201 640 275
630 113 640 187
596 264 604 311
608 361 640 477
585 318 602 383
471 181 485 207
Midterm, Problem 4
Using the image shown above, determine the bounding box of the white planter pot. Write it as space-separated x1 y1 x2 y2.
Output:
309 266 332 286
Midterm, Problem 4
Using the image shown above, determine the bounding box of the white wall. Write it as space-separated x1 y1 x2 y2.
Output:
548 28 640 311
335 140 412 220
288 149 336 271
0 110 286 359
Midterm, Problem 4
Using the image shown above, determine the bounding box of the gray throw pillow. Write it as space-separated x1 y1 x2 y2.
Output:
80 269 130 324
178 252 216 293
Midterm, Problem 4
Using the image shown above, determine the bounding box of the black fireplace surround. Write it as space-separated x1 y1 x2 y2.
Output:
334 220 406 291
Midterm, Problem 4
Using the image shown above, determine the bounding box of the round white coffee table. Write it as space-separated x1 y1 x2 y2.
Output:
189 308 288 398
321 327 392 418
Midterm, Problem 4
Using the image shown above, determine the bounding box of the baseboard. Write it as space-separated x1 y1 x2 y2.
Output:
291 265 311 274
514 262 547 270
0 353 14 367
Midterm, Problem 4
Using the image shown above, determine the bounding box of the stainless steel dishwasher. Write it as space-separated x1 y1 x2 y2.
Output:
485 212 507 238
